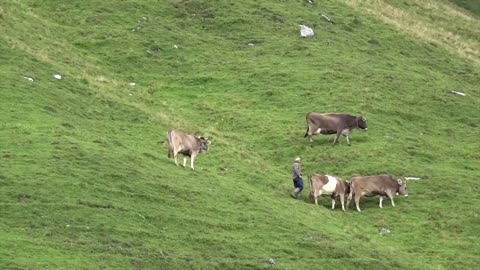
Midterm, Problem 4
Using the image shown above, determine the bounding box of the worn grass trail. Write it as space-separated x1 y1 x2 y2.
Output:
1 0 479 269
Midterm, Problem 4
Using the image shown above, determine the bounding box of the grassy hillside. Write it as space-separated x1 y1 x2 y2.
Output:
1 0 479 269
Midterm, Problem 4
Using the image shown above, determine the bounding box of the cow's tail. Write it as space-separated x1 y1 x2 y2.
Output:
304 126 310 138
166 130 174 158
308 175 314 196
304 112 311 138
345 180 351 196
347 180 355 200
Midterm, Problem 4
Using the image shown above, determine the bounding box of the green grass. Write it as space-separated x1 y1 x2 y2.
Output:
1 0 479 269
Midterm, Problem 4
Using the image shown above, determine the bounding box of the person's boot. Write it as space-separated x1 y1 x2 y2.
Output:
291 188 300 199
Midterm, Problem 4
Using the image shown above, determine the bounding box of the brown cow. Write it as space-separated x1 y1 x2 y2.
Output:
166 129 210 170
304 112 367 146
346 175 408 212
308 174 350 211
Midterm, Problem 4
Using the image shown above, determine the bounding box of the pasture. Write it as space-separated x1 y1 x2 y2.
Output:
1 0 479 269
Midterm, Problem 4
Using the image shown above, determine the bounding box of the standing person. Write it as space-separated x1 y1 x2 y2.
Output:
291 157 303 199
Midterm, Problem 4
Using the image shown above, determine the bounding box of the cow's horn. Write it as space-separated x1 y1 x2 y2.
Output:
397 178 403 184
362 116 367 121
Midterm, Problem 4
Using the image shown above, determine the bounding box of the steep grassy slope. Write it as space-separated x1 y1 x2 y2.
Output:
1 0 479 269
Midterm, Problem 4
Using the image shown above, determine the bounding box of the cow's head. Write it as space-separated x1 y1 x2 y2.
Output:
198 136 210 152
396 178 408 197
357 116 368 130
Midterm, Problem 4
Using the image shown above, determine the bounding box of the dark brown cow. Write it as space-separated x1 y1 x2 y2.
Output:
166 129 210 170
346 175 408 212
308 174 350 211
304 112 367 146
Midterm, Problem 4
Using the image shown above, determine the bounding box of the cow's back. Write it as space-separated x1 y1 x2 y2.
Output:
168 130 198 151
350 175 396 192
306 113 355 129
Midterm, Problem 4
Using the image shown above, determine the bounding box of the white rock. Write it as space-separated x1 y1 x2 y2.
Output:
22 76 34 82
299 25 314 37
173 45 179 49
450 90 466 96
53 74 62 80
129 82 136 86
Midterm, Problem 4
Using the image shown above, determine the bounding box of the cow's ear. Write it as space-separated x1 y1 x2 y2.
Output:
397 178 404 185
362 116 367 121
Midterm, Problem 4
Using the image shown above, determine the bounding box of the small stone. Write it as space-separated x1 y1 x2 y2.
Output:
22 76 34 82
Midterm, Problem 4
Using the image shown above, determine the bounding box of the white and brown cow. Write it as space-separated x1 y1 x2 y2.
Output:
304 112 367 146
308 174 350 211
166 129 210 170
346 175 408 212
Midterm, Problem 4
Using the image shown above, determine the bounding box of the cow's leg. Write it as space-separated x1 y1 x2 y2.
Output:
309 135 314 146
354 194 362 212
312 189 319 205
183 156 187 168
331 196 336 210
339 193 346 211
333 131 341 145
190 155 195 170
342 129 352 146
346 192 353 209
315 190 322 205
173 152 179 166
379 196 384 208
387 194 395 207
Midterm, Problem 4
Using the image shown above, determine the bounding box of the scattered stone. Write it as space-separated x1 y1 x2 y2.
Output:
128 93 133 96
53 74 62 80
248 43 254 46
22 76 34 82
173 45 179 49
129 82 136 87
450 90 466 96
321 14 334 24
378 227 391 236
299 25 314 37
268 258 276 267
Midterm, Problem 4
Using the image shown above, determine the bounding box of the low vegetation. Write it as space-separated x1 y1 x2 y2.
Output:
1 0 479 269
